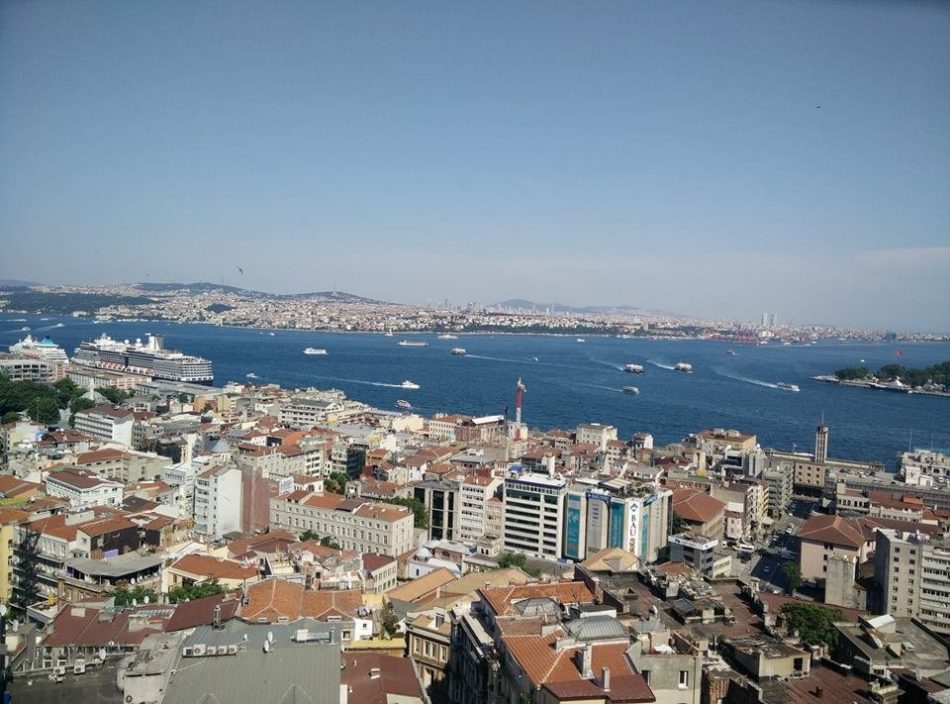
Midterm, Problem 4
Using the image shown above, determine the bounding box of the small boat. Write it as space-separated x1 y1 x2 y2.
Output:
576 338 586 343
246 372 259 379
532 356 539 362
727 349 737 356
20 327 29 332
398 340 428 347
438 333 458 340
303 347 327 355
400 380 420 389
623 364 645 374
383 331 394 337
268 332 275 336
776 382 800 392
54 323 64 328
451 347 467 356
396 400 412 410
623 386 640 395
674 362 693 373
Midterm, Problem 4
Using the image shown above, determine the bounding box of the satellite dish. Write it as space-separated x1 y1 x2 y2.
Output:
12 619 20 632
132 598 137 607
263 640 270 653
98 648 107 662
267 631 273 643
143 595 150 604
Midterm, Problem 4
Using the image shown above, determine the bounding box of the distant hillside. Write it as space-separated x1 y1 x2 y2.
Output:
0 290 156 314
134 282 387 304
495 298 675 317
0 279 38 288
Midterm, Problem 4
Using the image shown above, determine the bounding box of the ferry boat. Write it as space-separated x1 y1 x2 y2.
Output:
776 382 800 392
674 362 693 374
576 338 586 343
400 380 420 389
246 372 259 379
303 347 327 355
437 333 458 340
451 347 467 356
396 400 412 410
398 340 428 347
623 386 640 395
623 364 645 374
72 333 213 384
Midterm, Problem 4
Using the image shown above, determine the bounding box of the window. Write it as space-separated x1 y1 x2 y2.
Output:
641 670 650 685
679 670 689 688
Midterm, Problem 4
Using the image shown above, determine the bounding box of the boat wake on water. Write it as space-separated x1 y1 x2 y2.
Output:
714 368 780 389
647 359 675 371
579 383 624 392
591 359 625 371
309 374 418 390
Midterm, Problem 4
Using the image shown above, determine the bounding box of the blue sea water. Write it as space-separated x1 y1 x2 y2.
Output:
3 313 949 467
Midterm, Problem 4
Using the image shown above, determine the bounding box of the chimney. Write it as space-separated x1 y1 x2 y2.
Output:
816 685 823 698
601 667 611 691
576 643 593 679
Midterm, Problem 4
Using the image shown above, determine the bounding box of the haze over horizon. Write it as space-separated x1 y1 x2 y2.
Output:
1 2 948 331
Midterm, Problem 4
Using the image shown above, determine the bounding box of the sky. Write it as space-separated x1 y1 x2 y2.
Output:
1 1 948 331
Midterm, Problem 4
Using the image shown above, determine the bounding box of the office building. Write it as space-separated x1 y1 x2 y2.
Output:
502 470 567 559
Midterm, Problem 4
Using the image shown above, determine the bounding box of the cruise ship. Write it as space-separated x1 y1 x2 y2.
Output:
9 335 69 363
72 334 214 384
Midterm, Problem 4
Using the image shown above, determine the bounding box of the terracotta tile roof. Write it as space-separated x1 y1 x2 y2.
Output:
0 507 31 525
29 514 82 542
169 554 258 582
166 594 240 632
47 468 117 490
798 515 865 549
672 487 726 524
362 553 396 572
75 448 126 464
480 581 595 617
77 516 137 538
302 493 347 510
226 530 298 558
241 578 363 622
42 605 168 648
78 404 133 419
0 475 43 497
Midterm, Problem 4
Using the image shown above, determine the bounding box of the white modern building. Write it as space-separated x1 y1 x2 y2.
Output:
458 474 502 543
502 470 567 559
73 404 134 447
193 463 243 540
44 468 123 509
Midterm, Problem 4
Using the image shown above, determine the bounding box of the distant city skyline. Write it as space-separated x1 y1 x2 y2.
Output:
1 2 948 331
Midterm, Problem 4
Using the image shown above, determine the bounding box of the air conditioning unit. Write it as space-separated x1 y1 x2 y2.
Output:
205 646 217 656
226 645 238 655
53 665 67 676
73 663 86 674
191 644 206 657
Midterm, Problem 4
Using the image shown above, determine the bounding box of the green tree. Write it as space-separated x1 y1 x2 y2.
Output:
299 529 320 542
834 366 869 381
27 396 60 425
781 562 802 595
319 536 340 549
497 552 527 570
325 471 350 494
780 603 845 646
167 579 226 604
380 496 429 530
112 585 158 607
96 386 130 405
380 605 400 639
53 378 85 407
177 392 190 403
670 512 688 534
1 411 19 425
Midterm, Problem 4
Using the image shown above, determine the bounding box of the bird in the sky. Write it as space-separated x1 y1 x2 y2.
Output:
237 266 244 275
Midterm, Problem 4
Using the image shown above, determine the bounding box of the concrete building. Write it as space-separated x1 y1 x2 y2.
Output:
73 404 134 447
277 396 345 429
413 479 461 542
798 515 868 582
668 533 728 577
44 468 123 509
627 625 703 704
193 463 243 540
502 470 567 559
270 490 415 557
0 358 56 383
458 474 502 543
671 487 725 541
874 529 950 635
815 424 829 464
576 423 618 451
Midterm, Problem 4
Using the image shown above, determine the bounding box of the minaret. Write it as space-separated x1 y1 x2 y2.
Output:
815 423 829 464
514 378 526 439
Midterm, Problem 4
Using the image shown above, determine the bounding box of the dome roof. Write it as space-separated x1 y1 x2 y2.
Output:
564 615 629 641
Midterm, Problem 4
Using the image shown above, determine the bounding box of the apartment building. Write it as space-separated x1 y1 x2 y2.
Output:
73 404 134 447
277 397 345 429
575 423 618 451
44 468 123 509
502 470 567 559
413 480 460 542
874 530 950 635
270 490 414 557
458 474 502 543
193 464 243 540
0 358 55 383
73 447 169 484
798 515 867 582
671 487 725 542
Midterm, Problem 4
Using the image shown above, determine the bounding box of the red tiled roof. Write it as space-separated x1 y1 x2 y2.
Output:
166 594 240 632
342 653 425 704
672 487 726 524
481 581 595 617
169 554 258 581
798 515 865 549
241 578 363 622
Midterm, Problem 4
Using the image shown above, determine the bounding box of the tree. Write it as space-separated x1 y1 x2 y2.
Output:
380 605 400 639
834 366 869 381
96 386 130 405
177 392 190 403
780 603 845 646
781 562 802 595
27 396 60 425
299 529 321 542
670 512 688 534
0 411 19 425
319 536 340 549
497 551 541 578
112 585 158 607
53 378 85 407
325 471 350 494
380 496 429 530
167 579 226 604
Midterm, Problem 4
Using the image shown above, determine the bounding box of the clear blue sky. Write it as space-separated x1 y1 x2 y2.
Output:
1 1 948 331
